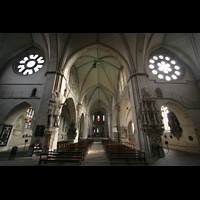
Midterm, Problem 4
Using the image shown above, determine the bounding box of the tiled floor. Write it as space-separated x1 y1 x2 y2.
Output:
1 142 200 166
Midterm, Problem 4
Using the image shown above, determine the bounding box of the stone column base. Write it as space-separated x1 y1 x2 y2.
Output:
42 127 59 153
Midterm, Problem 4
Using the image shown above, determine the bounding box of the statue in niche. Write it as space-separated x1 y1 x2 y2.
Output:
167 110 183 140
47 92 63 127
67 122 77 139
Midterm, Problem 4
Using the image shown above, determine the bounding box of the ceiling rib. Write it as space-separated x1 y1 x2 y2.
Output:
80 64 94 93
101 60 121 70
100 87 111 107
100 62 116 95
87 87 98 108
80 83 115 103
76 60 94 69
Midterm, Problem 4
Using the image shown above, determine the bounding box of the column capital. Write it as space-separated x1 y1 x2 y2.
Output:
128 73 149 82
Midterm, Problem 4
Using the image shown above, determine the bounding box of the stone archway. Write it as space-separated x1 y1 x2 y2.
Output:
1 101 34 151
119 98 133 143
161 101 200 154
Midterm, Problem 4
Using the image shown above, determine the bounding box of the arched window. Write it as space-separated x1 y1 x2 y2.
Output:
132 122 135 133
31 88 37 97
156 88 163 98
118 68 126 96
161 106 170 131
25 107 34 129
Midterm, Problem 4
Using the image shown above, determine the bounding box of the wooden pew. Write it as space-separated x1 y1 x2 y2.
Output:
108 151 147 165
102 139 148 165
38 139 94 166
123 142 136 149
38 152 82 166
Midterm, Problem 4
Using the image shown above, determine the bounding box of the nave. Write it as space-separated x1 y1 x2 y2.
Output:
1 140 200 166
1 33 200 165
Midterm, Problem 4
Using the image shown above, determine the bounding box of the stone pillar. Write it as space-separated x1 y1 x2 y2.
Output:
128 74 154 156
42 127 59 153
53 72 64 93
108 113 112 138
114 105 121 143
41 87 63 152
28 72 57 153
84 113 89 139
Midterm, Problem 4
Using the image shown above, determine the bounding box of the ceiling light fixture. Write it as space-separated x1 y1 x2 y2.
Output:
93 60 100 68
93 62 97 68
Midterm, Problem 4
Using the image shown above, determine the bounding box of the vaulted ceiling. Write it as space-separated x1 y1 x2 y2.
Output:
73 48 122 109
1 33 200 113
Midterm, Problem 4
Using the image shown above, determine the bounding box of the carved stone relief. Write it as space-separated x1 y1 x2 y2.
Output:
137 88 164 144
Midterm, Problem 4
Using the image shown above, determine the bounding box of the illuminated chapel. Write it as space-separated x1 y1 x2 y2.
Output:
0 33 200 165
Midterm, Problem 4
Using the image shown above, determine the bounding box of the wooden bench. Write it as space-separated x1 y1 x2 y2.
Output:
102 139 148 165
57 141 72 150
38 152 82 166
38 139 94 166
123 142 136 149
108 151 147 165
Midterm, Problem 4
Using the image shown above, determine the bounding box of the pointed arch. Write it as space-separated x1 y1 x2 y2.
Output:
3 101 31 125
62 43 131 80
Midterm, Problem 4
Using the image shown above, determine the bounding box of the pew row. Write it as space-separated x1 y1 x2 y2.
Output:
38 139 94 166
102 139 148 165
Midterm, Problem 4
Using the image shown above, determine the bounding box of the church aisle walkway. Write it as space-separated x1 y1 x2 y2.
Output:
81 141 111 166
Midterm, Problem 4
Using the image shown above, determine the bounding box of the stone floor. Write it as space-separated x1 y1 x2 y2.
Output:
81 141 110 166
1 142 200 166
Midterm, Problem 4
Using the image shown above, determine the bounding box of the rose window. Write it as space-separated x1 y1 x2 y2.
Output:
148 54 182 81
14 54 45 75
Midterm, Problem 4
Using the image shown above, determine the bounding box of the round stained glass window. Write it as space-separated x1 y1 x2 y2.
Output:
14 54 45 75
148 54 183 81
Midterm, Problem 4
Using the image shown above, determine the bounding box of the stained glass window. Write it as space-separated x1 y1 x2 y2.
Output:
97 115 100 121
93 115 95 121
103 115 105 121
161 106 170 131
25 107 34 129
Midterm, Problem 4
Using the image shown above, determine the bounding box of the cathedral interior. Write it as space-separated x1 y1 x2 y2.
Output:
0 33 200 166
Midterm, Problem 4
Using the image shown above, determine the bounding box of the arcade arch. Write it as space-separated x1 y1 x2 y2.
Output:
59 44 133 143
119 98 134 143
58 97 77 141
160 101 200 153
1 101 34 151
